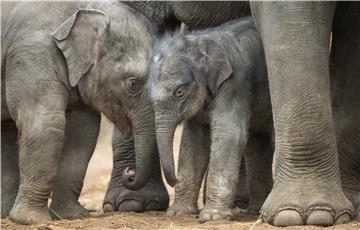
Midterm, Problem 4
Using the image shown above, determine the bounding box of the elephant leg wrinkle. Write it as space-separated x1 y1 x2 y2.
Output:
103 128 169 213
167 121 210 217
50 107 100 220
251 1 355 226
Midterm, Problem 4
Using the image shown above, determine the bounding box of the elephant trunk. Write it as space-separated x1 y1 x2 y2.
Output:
122 102 156 190
155 112 178 187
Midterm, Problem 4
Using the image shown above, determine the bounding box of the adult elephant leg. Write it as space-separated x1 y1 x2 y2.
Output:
244 132 273 215
1 120 19 218
331 3 360 221
49 106 100 220
235 157 249 210
167 120 210 216
103 127 169 213
251 2 353 226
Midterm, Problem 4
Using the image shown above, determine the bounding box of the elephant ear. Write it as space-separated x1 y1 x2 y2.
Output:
199 38 233 95
51 9 110 87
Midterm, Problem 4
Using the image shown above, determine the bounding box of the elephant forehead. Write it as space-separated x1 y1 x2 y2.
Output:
158 57 194 79
150 86 169 102
148 75 178 102
121 54 149 78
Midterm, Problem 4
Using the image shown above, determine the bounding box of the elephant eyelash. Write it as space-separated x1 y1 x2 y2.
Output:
125 77 143 95
173 84 190 101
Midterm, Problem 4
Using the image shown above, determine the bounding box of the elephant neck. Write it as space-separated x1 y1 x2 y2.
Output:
64 84 85 109
75 78 98 110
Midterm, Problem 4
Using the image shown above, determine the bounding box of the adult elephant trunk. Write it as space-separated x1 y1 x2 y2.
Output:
155 112 178 187
122 101 156 190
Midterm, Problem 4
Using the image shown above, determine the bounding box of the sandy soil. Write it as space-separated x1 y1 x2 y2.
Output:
2 117 360 229
3 211 359 230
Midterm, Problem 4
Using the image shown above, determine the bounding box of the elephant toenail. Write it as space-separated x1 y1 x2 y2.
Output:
202 213 210 219
212 213 223 220
199 213 210 223
274 210 303 226
167 209 176 216
335 212 351 224
307 210 333 226
176 211 184 216
103 203 114 213
247 209 259 215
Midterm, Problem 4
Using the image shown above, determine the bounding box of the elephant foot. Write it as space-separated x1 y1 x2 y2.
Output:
1 194 17 218
245 198 264 215
49 200 90 220
235 194 249 210
261 182 354 226
246 205 261 216
9 201 51 225
199 206 233 223
103 184 169 213
166 202 198 216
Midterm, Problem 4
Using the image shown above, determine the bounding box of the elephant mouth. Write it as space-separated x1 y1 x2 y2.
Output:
122 115 132 139
115 110 132 139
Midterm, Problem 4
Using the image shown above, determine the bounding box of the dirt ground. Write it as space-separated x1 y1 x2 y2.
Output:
2 117 360 230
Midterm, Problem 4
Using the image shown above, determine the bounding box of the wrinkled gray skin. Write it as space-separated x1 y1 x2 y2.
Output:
100 1 183 215
103 0 252 214
102 127 169 213
1 1 164 225
124 1 251 31
122 1 181 34
169 1 251 29
250 2 360 226
148 17 274 222
202 157 261 214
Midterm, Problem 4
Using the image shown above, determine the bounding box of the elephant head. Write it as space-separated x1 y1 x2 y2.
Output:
52 7 157 190
148 35 233 186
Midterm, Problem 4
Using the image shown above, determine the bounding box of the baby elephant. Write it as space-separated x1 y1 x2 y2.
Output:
148 16 274 222
1 1 167 225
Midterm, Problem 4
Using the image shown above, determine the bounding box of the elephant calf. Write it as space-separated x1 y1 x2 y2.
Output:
147 16 274 222
1 1 168 225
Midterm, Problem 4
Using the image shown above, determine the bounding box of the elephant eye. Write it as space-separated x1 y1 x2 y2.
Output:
126 78 142 94
175 86 186 100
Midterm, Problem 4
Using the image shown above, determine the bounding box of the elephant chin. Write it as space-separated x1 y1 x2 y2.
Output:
114 109 132 139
